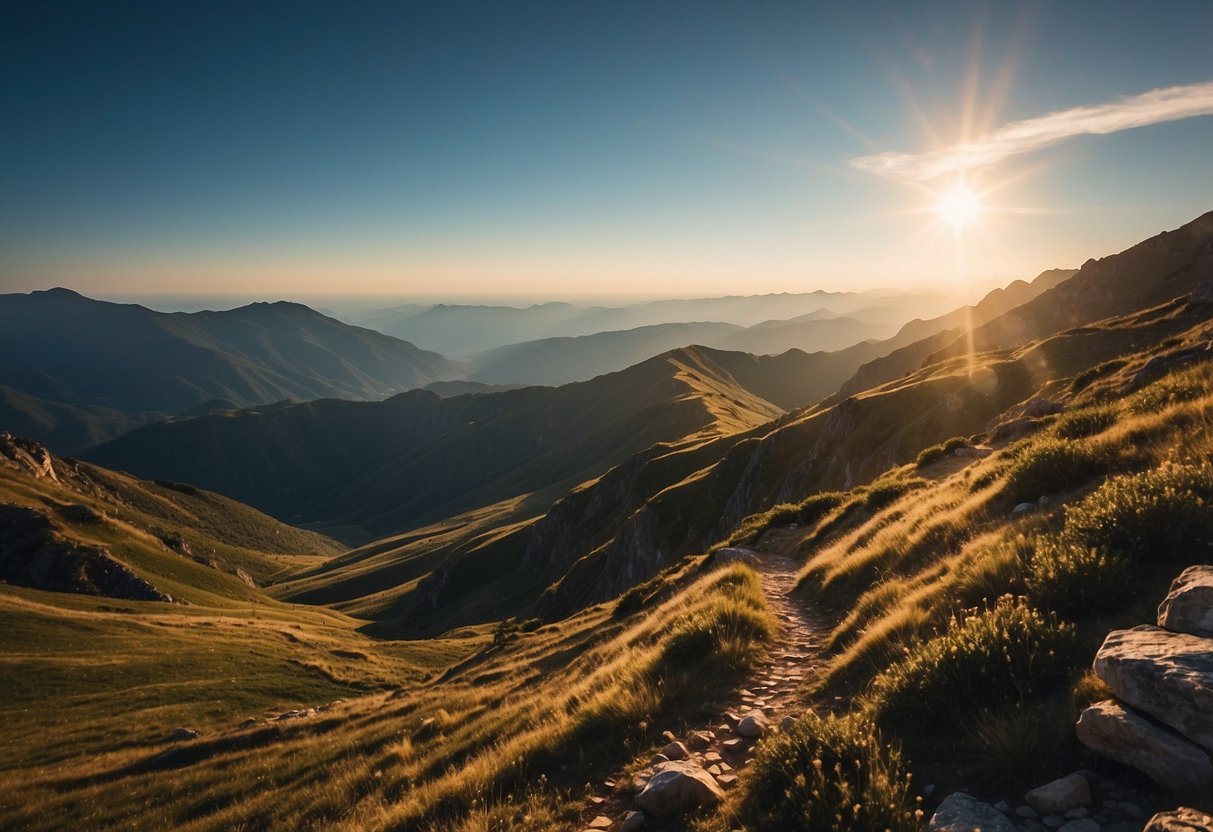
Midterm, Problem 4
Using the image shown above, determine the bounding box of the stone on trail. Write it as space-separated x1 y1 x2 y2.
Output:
587 816 612 829
634 760 725 818
620 811 645 832
736 710 768 738
170 727 199 741
660 740 688 761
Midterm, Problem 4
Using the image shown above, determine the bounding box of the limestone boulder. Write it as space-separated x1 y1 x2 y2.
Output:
1077 699 1213 790
928 793 1018 832
634 761 724 818
1093 626 1213 752
1157 565 1213 638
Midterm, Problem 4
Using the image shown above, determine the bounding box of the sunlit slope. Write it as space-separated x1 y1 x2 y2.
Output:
0 440 479 780
0 289 461 453
85 346 788 540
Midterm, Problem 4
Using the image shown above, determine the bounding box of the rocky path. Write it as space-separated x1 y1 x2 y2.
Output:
578 548 827 831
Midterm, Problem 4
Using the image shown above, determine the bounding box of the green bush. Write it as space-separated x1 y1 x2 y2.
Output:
868 596 1077 731
725 491 847 546
963 698 1078 788
727 711 920 832
1025 539 1136 617
865 477 929 511
1062 463 1213 564
1128 374 1205 414
1053 407 1117 440
916 436 970 468
659 568 773 669
950 535 1032 606
1002 438 1107 503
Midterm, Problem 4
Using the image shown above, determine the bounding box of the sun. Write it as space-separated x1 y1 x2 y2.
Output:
936 183 982 229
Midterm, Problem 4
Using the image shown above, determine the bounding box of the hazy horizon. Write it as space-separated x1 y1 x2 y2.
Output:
2 2 1210 299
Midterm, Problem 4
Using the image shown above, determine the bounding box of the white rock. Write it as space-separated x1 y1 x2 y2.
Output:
1077 700 1213 790
736 710 768 739
1157 565 1213 638
634 761 725 818
1093 626 1213 753
929 793 1018 832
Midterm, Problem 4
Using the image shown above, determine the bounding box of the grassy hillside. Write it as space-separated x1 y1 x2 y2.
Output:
0 289 461 452
85 346 789 540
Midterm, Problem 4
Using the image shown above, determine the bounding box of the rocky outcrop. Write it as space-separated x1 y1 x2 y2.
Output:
1157 565 1213 638
929 793 1018 832
1093 626 1213 753
633 760 724 817
1076 700 1213 790
0 431 59 482
1078 567 1213 790
0 503 171 602
1145 807 1213 832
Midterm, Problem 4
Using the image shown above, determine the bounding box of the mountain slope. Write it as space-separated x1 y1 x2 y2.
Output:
84 346 801 540
0 289 461 451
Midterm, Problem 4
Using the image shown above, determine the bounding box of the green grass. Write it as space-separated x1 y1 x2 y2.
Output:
915 435 970 468
716 711 920 832
1001 437 1108 503
866 596 1078 732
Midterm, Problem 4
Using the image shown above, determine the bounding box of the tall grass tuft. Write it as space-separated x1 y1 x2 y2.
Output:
1002 437 1106 503
725 711 921 832
1025 539 1135 617
867 596 1077 731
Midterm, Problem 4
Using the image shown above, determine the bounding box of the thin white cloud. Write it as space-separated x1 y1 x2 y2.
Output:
852 81 1213 182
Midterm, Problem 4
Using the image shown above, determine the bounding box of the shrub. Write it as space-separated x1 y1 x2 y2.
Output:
865 477 929 511
1002 437 1106 503
950 535 1032 606
1128 374 1205 414
1053 406 1117 440
916 436 970 468
1025 538 1136 617
659 567 773 670
868 596 1077 731
963 698 1078 788
726 711 920 832
725 491 847 546
1062 463 1213 564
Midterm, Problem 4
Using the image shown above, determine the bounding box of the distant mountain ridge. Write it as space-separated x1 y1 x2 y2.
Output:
0 289 461 452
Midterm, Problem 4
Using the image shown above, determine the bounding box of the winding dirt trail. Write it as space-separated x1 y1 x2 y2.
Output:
578 548 828 831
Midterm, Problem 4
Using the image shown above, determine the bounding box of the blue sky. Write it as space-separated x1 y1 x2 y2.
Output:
2 1 1211 299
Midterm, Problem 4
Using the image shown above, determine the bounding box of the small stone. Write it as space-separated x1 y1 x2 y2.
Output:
722 738 744 751
588 817 612 830
1026 773 1091 815
996 802 1012 814
1018 806 1041 819
1065 808 1089 819
170 727 199 742
688 731 713 750
634 760 724 818
736 711 768 739
1043 816 1065 829
929 793 1018 832
1057 821 1100 832
661 741 689 761
716 773 737 787
620 811 644 832
1118 803 1143 821
650 753 669 766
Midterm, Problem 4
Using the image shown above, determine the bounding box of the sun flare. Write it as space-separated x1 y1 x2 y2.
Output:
936 183 982 229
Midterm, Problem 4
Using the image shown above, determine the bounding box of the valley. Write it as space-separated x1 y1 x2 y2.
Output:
2 213 1213 830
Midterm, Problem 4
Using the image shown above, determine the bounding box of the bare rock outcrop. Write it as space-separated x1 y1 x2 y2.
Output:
1093 625 1213 753
928 793 1017 832
1145 807 1213 832
1157 565 1213 638
1076 699 1213 790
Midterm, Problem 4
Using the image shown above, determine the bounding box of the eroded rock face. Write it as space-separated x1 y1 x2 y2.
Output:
1093 626 1213 752
928 793 1017 832
1076 700 1213 790
1157 565 1213 638
0 504 172 602
1144 807 1213 832
634 760 724 818
1024 772 1091 815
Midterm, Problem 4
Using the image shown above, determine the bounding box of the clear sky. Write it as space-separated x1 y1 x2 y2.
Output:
2 1 1211 300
